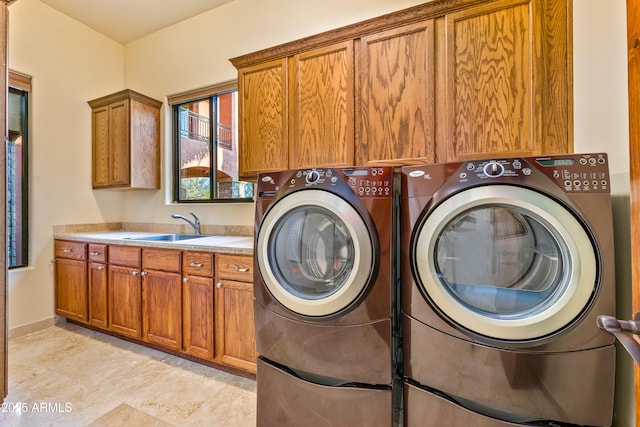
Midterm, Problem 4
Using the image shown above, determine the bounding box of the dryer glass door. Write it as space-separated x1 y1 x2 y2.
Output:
413 185 597 341
257 189 374 317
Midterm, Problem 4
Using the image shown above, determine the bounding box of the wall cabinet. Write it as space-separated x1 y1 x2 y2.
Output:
231 0 571 175
182 251 215 360
88 89 162 189
108 245 142 338
88 244 108 328
215 254 257 374
54 241 88 322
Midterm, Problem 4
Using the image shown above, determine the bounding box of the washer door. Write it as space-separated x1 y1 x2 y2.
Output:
413 185 597 342
257 189 374 317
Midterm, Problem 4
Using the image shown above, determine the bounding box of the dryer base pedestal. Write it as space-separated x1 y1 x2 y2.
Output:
257 357 393 427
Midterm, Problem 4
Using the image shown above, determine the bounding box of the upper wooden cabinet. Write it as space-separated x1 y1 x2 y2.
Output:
238 59 288 177
290 41 354 169
358 21 435 166
230 0 572 176
88 89 162 189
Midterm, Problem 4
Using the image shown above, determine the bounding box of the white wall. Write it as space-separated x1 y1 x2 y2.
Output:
6 0 634 424
7 0 124 332
573 1 633 425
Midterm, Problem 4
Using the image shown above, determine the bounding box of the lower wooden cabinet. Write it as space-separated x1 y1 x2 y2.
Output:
54 241 88 322
54 239 256 376
88 244 108 328
215 254 257 373
108 264 142 338
142 248 183 350
183 275 215 360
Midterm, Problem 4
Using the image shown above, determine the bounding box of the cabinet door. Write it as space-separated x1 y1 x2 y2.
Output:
215 279 257 373
91 105 110 187
238 58 288 177
108 99 131 186
358 21 435 165
108 265 142 338
441 0 569 161
290 41 354 168
54 258 88 322
142 270 182 350
183 275 214 360
88 262 108 328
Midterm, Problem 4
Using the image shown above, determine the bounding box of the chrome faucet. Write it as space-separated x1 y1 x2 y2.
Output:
171 212 201 235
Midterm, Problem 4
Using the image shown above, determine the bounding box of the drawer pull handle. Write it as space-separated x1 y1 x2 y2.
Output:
233 266 249 272
189 263 203 267
89 251 100 255
63 249 72 253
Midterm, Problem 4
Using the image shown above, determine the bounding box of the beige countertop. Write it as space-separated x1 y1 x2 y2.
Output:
54 231 254 256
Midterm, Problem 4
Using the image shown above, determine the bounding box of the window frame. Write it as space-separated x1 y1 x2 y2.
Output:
169 81 253 204
7 70 31 269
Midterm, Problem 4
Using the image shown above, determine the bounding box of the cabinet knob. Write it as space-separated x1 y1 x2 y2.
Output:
216 282 222 289
140 271 147 277
132 271 138 276
183 277 189 283
97 266 104 271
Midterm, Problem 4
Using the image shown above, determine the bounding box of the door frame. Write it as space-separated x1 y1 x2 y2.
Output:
627 0 640 423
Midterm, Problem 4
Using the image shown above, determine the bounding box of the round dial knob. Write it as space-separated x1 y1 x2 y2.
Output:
306 170 320 184
483 161 504 178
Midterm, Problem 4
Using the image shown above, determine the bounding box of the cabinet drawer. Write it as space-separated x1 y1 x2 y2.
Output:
55 240 87 260
217 254 253 282
183 252 214 277
88 244 107 263
142 248 181 273
109 245 141 267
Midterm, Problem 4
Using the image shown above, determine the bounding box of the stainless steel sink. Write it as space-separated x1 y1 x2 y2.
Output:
130 234 207 242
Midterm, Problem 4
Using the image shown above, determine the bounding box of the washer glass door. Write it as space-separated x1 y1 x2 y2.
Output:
413 185 597 341
257 189 374 317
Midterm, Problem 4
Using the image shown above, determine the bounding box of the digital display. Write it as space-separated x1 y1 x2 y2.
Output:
536 158 575 167
343 169 369 176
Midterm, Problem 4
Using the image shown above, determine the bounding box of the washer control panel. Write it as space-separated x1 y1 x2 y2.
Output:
258 167 393 198
459 153 610 193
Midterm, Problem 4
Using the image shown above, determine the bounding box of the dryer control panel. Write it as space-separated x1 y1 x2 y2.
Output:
461 153 610 193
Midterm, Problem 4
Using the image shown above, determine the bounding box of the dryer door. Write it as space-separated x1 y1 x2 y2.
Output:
257 189 374 317
413 185 597 342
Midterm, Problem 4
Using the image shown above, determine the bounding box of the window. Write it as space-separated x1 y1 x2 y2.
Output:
170 82 253 203
7 71 30 268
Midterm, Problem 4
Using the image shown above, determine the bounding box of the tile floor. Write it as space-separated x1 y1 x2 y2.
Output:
0 322 257 426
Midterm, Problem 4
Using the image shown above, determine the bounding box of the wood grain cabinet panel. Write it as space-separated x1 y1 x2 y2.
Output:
358 21 435 166
215 254 256 373
54 240 88 322
215 279 257 373
88 244 108 328
290 41 354 168
88 89 162 189
441 0 570 161
183 274 215 360
142 248 182 350
108 264 142 338
108 245 142 338
238 59 288 177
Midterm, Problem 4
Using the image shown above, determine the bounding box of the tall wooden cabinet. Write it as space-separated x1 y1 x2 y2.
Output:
88 89 162 189
231 0 572 176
